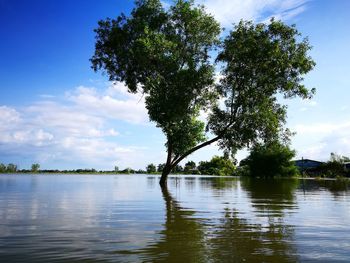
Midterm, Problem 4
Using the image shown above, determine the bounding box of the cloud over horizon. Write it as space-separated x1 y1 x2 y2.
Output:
292 121 350 161
0 83 156 170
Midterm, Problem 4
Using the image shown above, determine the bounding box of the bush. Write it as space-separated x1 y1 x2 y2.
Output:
146 164 157 174
318 153 349 178
241 142 298 178
198 156 235 176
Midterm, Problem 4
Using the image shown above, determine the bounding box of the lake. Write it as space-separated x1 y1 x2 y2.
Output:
0 174 349 262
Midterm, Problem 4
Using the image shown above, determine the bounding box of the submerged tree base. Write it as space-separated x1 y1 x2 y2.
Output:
159 172 168 187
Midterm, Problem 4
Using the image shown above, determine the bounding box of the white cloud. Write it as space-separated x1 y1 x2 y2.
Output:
294 122 350 135
196 0 308 27
0 82 153 169
293 121 350 160
0 107 54 146
59 136 143 166
106 82 132 97
27 101 105 138
271 4 306 21
12 129 54 146
0 106 20 126
67 84 148 124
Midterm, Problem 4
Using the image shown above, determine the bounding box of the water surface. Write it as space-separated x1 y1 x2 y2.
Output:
0 175 349 262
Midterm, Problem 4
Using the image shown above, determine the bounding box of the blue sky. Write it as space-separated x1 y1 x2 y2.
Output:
0 0 349 170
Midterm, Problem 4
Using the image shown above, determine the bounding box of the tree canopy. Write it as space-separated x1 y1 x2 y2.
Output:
31 163 40 173
146 163 157 173
91 0 315 186
198 156 235 176
240 142 298 178
318 153 350 178
184 160 196 173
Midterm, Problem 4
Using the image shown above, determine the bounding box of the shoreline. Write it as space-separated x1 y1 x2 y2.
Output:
0 173 349 181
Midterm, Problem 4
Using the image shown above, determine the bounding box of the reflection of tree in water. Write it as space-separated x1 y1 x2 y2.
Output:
138 186 208 262
240 178 299 215
135 185 298 263
146 176 157 189
207 178 299 262
208 208 298 263
300 179 349 199
184 177 196 191
198 176 239 192
323 180 349 196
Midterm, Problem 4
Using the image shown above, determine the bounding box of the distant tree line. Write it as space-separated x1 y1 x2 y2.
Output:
146 156 236 176
0 163 18 173
0 163 41 173
0 164 143 175
1 150 349 178
0 156 236 176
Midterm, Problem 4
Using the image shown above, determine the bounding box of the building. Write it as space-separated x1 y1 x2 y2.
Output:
344 162 350 171
294 159 324 172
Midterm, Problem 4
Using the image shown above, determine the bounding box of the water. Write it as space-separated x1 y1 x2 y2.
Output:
0 175 349 262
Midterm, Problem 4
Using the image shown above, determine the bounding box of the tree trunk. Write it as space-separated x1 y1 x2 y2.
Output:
159 163 171 187
159 135 221 187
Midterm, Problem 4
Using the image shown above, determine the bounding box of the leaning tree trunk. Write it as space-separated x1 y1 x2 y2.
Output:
159 135 222 188
159 162 172 188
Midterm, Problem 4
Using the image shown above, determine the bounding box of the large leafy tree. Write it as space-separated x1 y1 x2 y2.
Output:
319 153 350 178
31 163 40 173
146 163 157 173
91 0 315 186
184 160 196 173
198 156 236 176
240 142 299 178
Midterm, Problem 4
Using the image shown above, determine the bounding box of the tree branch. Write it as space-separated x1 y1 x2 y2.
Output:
166 140 173 166
170 154 180 166
169 115 238 170
170 135 221 169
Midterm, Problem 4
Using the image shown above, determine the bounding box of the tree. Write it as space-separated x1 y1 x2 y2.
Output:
6 163 18 173
330 152 350 163
146 163 157 173
157 163 166 173
31 163 40 173
121 167 134 174
91 0 315 186
319 152 349 177
0 163 6 173
198 156 235 176
184 160 196 173
240 142 298 178
173 164 183 173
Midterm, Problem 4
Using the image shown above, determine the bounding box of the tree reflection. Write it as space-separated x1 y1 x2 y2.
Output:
322 179 349 196
146 176 157 189
198 176 239 192
240 178 299 215
301 179 349 199
139 186 208 262
135 184 298 262
184 177 196 191
208 208 298 262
